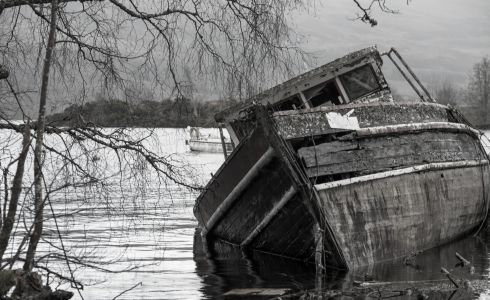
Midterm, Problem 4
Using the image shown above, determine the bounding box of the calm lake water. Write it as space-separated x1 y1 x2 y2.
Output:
1 128 490 299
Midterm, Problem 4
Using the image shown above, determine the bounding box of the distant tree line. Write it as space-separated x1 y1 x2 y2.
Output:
430 56 490 128
47 97 238 128
48 56 490 129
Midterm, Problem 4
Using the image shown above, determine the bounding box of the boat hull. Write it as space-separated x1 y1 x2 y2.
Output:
194 104 490 270
316 161 489 268
194 124 334 263
189 139 233 153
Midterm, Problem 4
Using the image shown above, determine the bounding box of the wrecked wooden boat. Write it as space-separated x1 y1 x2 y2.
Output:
193 46 490 270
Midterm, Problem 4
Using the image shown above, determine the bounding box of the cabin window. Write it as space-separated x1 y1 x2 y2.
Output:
303 80 343 107
339 65 380 100
271 95 303 111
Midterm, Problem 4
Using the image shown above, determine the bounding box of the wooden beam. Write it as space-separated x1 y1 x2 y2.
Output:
225 123 240 146
299 130 480 177
218 125 228 159
314 223 325 276
314 159 489 191
202 147 275 236
349 122 481 139
272 103 453 140
272 101 449 117
335 77 349 104
240 186 296 246
298 92 311 109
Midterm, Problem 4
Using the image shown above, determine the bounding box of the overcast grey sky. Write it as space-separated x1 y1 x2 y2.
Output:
293 0 490 94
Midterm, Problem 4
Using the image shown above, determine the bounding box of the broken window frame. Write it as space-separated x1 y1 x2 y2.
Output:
338 64 381 101
269 63 384 113
271 95 304 111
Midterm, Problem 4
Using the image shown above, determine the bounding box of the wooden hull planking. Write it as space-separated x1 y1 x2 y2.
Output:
297 123 484 179
273 102 455 140
194 125 333 263
316 161 489 268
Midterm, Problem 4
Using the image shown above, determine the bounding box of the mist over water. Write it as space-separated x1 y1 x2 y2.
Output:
1 128 490 299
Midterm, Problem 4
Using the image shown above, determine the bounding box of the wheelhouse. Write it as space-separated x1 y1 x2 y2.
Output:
215 46 393 144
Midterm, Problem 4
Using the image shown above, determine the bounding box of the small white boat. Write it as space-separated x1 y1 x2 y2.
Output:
185 127 233 153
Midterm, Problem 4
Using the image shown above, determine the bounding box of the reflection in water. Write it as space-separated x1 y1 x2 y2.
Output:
194 229 490 299
193 228 321 298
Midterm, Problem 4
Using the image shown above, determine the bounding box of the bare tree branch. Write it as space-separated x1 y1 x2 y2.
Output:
352 0 398 26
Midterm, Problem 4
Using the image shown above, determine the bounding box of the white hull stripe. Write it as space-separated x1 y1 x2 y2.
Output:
315 160 489 191
343 122 481 139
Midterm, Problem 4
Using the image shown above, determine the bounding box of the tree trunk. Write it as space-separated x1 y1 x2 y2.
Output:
0 125 31 262
23 0 58 272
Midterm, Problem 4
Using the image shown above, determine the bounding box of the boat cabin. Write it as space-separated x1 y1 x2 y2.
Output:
215 46 393 144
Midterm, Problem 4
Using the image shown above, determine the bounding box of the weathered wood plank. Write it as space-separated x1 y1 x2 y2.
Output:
241 186 296 246
347 122 480 139
202 147 275 235
194 127 270 227
302 140 359 156
299 131 480 178
213 158 294 244
273 102 451 139
250 196 317 261
314 160 488 190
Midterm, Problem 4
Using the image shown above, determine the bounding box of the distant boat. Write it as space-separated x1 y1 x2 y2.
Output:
185 127 233 153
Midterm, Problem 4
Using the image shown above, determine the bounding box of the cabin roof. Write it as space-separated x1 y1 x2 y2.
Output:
215 46 383 122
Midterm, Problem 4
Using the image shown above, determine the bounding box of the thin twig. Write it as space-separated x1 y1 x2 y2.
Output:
112 282 142 300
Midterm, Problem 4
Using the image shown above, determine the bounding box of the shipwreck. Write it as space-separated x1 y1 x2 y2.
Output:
193 46 490 270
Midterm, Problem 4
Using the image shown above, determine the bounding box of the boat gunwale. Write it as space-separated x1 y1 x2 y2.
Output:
314 159 489 191
346 121 482 139
271 100 449 117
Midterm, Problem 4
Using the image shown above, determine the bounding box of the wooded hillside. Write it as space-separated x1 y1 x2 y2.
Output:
47 98 238 128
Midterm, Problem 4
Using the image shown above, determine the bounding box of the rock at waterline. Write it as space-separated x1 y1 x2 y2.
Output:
0 270 73 300
0 270 17 296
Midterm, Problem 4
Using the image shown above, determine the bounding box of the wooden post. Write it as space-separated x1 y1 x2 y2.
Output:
455 252 471 266
315 223 325 299
335 77 349 104
441 267 459 288
298 92 311 109
218 124 228 159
